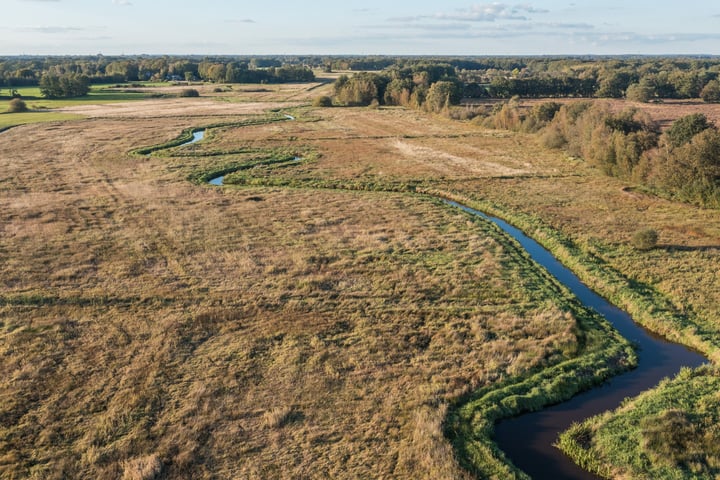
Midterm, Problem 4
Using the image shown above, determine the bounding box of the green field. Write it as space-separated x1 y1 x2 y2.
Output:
0 111 85 129
2 84 151 109
0 84 158 128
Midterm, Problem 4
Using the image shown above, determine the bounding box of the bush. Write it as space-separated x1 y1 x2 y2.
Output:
179 88 200 98
631 228 658 250
312 95 333 107
7 98 28 113
701 80 720 103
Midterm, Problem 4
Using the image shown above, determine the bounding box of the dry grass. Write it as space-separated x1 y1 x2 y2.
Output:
2 83 719 479
0 99 582 479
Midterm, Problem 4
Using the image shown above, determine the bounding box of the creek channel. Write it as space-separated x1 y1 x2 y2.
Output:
448 201 707 479
181 121 708 479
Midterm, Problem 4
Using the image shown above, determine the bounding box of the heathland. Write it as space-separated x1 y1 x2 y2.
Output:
1 70 719 479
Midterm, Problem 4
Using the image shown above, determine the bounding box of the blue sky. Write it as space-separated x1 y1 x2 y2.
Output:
3 0 720 55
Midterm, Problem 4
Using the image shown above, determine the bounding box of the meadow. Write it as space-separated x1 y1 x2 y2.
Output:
1 80 719 479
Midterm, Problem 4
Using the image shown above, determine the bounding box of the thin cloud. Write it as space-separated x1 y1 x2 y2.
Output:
365 22 473 32
112 0 132 6
12 25 105 34
390 3 549 23
20 26 86 33
225 19 256 24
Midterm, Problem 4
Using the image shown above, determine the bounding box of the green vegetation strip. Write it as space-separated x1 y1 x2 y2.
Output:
0 112 85 129
558 365 720 479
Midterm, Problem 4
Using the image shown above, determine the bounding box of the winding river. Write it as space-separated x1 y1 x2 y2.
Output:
185 119 708 478
447 201 707 479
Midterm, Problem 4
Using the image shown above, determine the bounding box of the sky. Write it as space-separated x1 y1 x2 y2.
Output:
2 0 720 56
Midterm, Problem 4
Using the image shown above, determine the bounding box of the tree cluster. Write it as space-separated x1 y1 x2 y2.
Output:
332 63 462 113
196 61 315 83
0 55 316 89
540 104 719 206
39 72 90 98
458 57 720 102
477 98 720 207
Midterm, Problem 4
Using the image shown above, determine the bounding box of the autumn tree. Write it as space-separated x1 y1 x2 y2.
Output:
424 80 462 112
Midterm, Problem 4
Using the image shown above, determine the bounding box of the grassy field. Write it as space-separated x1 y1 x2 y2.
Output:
0 111 85 129
5 84 150 108
0 84 155 129
0 90 607 479
1 83 719 478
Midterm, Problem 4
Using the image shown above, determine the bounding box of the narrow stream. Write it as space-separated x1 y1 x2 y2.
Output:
186 130 205 145
192 115 708 478
447 201 707 479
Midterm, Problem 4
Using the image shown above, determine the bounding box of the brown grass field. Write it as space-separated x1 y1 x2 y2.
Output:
1 82 719 479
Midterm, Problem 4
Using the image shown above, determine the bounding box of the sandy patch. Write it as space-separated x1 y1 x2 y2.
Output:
393 139 529 176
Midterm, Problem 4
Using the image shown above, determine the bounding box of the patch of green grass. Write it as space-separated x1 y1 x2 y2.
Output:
0 111 85 129
5 84 149 109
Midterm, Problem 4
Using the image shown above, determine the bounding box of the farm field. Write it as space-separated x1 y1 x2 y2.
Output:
1 82 719 479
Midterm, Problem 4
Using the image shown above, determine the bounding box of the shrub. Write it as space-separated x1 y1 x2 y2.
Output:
179 88 200 98
312 95 333 107
631 228 658 250
7 98 28 113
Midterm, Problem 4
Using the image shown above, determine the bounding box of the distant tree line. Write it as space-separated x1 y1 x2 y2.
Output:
5 54 720 102
461 58 720 102
0 55 316 94
322 56 720 103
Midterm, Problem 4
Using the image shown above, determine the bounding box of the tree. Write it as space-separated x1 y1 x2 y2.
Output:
701 79 720 103
425 80 462 112
596 70 637 98
654 128 720 205
666 113 714 148
334 73 383 106
39 72 90 98
625 82 655 103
